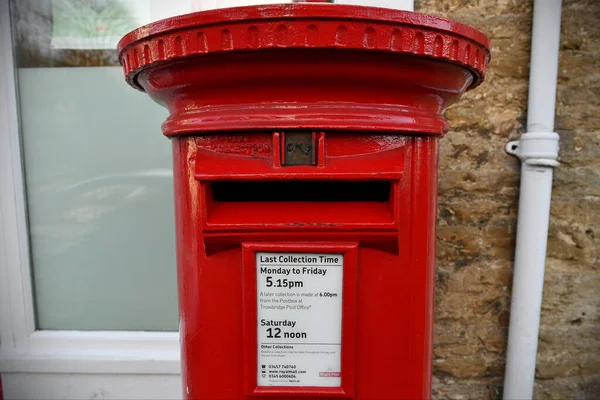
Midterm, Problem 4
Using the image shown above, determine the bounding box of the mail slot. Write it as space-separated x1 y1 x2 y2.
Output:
118 4 490 399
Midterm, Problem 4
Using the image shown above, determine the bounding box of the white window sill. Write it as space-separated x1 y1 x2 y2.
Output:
0 331 181 374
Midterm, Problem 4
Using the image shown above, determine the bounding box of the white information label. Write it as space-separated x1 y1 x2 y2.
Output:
256 252 343 387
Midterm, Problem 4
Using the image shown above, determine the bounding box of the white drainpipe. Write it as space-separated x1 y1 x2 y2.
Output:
503 0 562 398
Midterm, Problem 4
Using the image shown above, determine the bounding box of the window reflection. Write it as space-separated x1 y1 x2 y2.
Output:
11 1 178 331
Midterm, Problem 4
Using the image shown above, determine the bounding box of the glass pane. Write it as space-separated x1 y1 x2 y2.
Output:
10 0 188 331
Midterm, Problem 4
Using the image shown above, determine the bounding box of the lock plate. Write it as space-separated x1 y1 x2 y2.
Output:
282 132 316 166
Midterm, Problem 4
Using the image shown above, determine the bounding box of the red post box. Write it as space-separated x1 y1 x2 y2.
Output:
118 5 489 399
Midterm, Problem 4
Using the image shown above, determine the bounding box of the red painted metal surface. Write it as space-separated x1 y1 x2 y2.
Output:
118 4 489 399
118 4 489 137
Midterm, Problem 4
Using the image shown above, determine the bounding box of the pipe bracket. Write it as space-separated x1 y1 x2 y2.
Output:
505 132 559 167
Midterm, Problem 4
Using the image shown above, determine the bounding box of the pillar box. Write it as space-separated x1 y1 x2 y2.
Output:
118 4 489 399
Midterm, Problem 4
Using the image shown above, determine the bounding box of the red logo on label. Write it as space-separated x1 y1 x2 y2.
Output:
319 372 341 377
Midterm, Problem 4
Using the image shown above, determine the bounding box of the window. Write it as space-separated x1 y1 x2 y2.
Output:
0 1 190 395
12 0 179 332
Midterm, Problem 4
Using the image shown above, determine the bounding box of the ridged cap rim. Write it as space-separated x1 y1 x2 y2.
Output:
117 4 491 91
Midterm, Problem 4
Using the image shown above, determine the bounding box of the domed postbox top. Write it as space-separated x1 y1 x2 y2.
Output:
117 4 490 136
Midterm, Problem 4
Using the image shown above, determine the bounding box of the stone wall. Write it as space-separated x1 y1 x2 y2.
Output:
414 0 600 398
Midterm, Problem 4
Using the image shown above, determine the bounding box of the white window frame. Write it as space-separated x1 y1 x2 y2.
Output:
0 0 180 395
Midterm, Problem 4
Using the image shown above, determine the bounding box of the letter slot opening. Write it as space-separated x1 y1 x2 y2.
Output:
211 181 391 202
204 180 396 228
